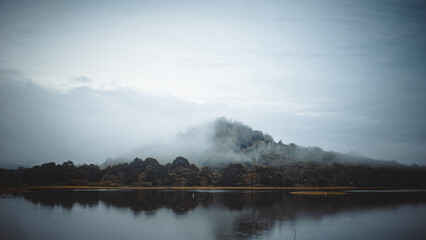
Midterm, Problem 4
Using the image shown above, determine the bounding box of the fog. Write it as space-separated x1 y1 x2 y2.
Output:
126 119 260 166
0 76 217 167
0 76 423 168
1 0 426 167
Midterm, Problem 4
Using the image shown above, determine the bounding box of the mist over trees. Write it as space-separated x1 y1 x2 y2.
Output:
1 118 425 188
143 118 406 168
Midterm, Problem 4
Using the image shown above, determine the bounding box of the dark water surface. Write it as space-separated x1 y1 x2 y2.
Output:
1 189 426 240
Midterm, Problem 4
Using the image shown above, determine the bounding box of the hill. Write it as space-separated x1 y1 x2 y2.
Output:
181 117 403 168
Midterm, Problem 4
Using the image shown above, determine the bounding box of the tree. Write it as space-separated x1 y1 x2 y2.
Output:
284 176 295 187
219 163 247 186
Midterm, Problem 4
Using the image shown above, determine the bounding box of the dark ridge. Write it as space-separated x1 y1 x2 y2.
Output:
1 157 426 188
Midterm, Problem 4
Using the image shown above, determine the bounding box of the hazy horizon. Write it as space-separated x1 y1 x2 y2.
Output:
1 0 426 168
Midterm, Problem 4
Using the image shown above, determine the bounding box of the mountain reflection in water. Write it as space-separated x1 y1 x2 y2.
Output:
2 189 426 240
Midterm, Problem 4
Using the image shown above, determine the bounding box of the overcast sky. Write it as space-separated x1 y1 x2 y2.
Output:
1 0 426 167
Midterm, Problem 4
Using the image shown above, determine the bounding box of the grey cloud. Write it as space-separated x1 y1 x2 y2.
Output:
70 75 92 83
0 74 219 168
1 70 425 168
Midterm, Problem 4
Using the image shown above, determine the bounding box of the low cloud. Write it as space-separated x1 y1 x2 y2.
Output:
0 74 219 168
1 67 426 168
70 75 93 83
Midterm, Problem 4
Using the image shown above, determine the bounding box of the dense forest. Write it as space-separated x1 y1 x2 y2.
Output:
1 156 426 187
1 118 426 187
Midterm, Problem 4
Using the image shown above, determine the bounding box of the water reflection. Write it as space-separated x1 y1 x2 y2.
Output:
4 189 426 240
20 189 426 214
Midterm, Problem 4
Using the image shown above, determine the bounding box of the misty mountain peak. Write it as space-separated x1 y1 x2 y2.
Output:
212 118 274 150
131 117 403 168
171 157 190 168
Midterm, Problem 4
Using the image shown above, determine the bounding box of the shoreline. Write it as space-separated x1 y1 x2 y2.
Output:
1 185 424 193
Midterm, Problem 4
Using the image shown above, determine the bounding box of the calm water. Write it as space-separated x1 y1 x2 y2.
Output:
1 189 426 240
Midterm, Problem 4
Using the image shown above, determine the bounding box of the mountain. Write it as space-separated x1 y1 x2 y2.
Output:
178 117 403 168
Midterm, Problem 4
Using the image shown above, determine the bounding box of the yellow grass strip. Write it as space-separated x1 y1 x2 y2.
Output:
289 191 347 196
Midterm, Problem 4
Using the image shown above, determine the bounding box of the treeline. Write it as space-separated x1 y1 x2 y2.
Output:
1 156 426 187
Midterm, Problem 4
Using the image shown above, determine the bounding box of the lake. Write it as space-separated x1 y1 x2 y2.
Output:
1 189 426 240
